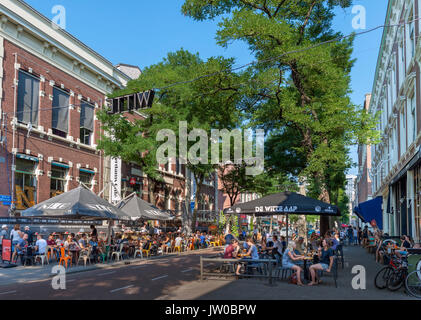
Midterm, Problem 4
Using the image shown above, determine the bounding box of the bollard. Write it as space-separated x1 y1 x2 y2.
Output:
200 256 203 282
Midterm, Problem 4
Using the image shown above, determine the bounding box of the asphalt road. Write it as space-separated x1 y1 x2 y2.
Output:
0 248 223 300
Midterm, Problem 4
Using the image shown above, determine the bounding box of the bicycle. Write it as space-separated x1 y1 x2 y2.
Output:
405 269 421 299
374 254 401 289
386 256 409 291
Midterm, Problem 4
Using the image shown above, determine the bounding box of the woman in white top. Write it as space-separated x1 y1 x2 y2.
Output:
10 224 22 251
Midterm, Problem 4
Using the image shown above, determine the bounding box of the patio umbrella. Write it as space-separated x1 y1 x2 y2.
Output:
117 195 174 221
224 191 340 216
224 191 340 240
21 186 130 221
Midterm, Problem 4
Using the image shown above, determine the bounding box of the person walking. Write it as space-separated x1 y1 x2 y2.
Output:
353 227 358 246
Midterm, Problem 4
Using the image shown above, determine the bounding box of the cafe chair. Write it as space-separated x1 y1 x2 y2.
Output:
318 256 338 288
111 244 126 262
35 253 49 266
174 243 182 254
58 247 72 268
133 247 143 259
335 245 344 269
77 248 91 267
99 245 111 263
142 242 152 258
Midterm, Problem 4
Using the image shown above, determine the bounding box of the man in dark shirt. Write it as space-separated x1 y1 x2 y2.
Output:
24 226 34 245
90 225 98 238
224 231 234 245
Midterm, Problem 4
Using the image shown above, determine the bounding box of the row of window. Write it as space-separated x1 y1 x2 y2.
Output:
17 69 95 145
14 158 95 210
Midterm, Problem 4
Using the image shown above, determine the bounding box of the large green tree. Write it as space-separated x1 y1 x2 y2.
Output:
98 49 243 233
181 0 379 233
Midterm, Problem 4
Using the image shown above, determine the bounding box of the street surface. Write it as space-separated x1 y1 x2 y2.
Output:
0 246 416 300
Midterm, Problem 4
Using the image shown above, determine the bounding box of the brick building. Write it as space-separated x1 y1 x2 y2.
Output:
0 0 131 217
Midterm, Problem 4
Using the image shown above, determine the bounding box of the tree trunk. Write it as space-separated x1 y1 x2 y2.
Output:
319 187 331 236
148 178 156 206
191 181 202 232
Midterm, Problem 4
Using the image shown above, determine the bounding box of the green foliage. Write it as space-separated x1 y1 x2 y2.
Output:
181 0 379 214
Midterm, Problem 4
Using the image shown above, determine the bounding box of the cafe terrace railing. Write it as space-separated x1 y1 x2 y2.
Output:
200 256 277 286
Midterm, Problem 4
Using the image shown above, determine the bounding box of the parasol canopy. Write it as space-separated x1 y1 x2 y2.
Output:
224 191 340 216
117 195 174 221
21 186 130 221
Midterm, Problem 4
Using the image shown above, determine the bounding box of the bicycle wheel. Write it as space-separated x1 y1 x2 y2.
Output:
375 266 393 289
386 269 405 291
405 270 421 299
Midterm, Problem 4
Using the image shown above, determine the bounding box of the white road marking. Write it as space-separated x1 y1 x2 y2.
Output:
181 268 193 273
98 271 116 276
151 275 168 281
0 290 16 295
110 285 134 293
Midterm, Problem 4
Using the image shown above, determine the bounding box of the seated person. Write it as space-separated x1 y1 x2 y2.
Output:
15 233 30 264
395 235 412 258
224 239 240 259
266 235 283 260
282 241 305 286
308 239 335 286
236 237 259 275
35 234 47 255
78 234 88 250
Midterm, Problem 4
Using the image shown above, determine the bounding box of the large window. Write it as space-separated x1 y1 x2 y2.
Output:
17 70 39 125
52 87 69 138
407 91 416 146
79 170 94 189
80 102 94 145
50 164 67 197
415 166 421 242
408 8 415 61
400 105 407 157
14 157 37 210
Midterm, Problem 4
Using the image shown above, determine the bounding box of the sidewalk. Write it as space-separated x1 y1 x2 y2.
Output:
157 244 418 300
0 247 219 287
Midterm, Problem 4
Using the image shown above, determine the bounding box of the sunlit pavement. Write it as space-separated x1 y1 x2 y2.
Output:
0 245 416 300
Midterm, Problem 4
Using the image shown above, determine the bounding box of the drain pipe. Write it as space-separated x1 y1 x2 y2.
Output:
10 53 18 216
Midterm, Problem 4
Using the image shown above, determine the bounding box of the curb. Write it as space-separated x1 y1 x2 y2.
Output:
46 246 224 277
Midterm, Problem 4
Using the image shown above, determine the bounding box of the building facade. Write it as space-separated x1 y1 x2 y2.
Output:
0 0 131 217
370 0 421 240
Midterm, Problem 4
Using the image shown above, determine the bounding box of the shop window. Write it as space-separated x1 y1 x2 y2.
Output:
14 158 37 210
17 70 40 125
52 87 69 138
79 170 94 189
80 101 94 145
50 164 67 197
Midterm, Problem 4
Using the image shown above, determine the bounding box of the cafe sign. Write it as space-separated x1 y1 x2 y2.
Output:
255 206 298 213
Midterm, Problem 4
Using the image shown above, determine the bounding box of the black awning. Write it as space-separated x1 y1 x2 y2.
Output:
223 191 340 216
391 145 421 185
22 186 130 221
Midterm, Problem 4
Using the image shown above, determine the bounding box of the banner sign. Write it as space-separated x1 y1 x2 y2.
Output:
2 239 11 262
110 157 122 203
0 217 102 226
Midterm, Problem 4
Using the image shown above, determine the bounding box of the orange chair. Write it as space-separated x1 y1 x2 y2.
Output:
58 247 72 268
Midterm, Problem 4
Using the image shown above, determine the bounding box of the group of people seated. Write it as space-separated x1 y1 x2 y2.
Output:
222 229 340 286
375 231 420 264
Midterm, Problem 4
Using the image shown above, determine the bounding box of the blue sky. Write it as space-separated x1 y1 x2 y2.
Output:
25 0 388 175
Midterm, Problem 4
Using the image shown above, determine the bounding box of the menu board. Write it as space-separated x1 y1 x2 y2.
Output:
2 239 11 262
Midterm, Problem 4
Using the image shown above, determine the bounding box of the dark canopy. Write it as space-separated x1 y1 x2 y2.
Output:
22 186 130 221
224 191 340 216
117 195 174 221
353 196 383 229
